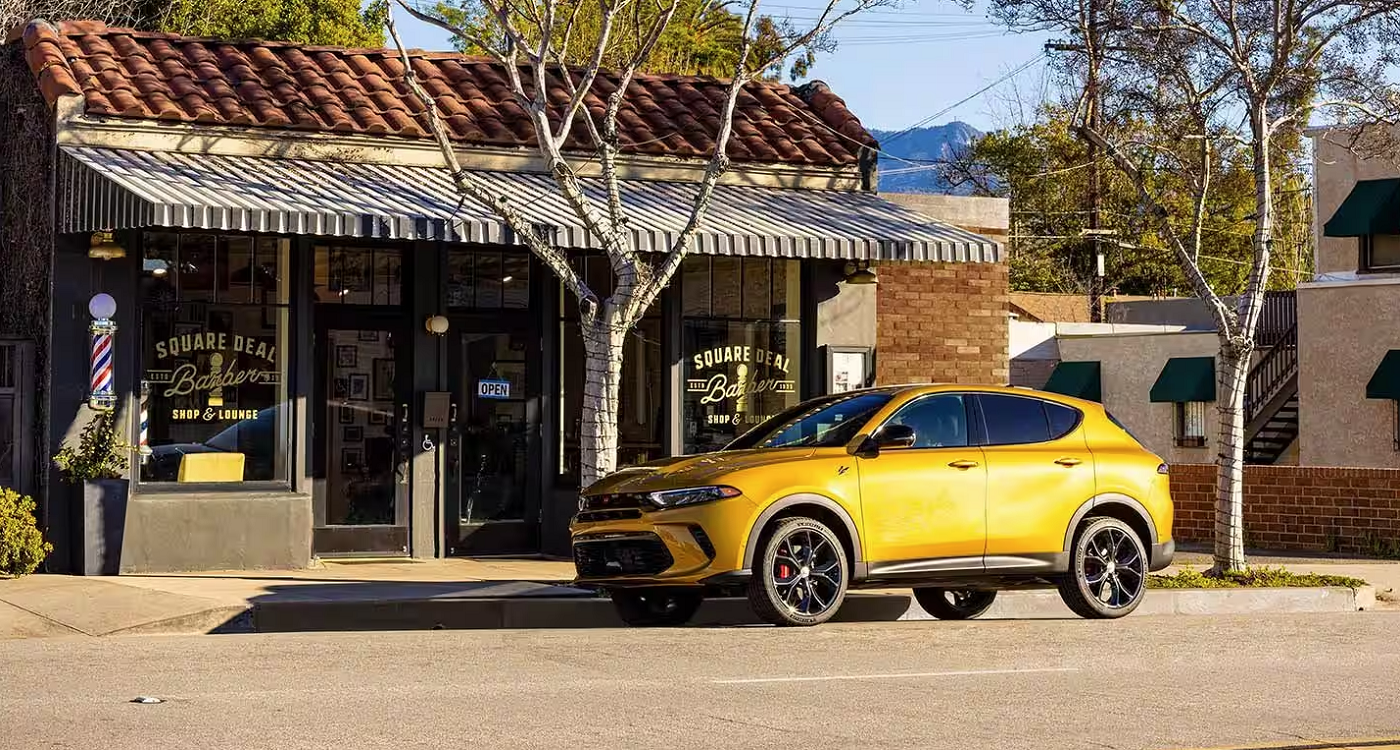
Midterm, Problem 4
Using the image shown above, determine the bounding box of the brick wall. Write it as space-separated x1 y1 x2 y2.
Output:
1169 464 1400 553
875 261 1009 384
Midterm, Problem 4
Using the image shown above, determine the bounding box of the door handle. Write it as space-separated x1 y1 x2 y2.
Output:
948 460 979 469
1055 457 1084 466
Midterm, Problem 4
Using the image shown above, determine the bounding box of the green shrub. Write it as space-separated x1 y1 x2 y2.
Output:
0 488 51 577
1148 566 1367 589
53 411 129 483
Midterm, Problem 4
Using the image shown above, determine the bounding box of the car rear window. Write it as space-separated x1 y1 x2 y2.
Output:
1044 402 1081 440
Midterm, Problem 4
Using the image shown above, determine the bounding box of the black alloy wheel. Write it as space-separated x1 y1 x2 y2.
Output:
1057 516 1148 619
610 588 704 627
912 587 998 620
748 517 850 627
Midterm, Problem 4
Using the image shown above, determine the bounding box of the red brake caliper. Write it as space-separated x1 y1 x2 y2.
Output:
778 563 791 579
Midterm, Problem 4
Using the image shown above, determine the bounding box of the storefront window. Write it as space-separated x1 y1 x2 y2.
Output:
682 256 802 454
139 233 292 484
447 248 530 308
313 245 402 305
559 255 663 479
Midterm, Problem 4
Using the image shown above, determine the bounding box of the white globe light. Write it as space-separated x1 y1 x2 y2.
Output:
88 293 117 320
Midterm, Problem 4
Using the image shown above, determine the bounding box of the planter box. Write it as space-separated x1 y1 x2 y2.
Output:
73 479 129 576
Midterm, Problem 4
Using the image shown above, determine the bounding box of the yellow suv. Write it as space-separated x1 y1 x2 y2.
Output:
570 385 1175 627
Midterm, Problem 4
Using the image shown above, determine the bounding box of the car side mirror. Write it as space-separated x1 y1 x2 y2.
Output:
872 424 916 449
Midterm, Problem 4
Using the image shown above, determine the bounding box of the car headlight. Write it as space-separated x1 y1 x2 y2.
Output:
646 485 742 509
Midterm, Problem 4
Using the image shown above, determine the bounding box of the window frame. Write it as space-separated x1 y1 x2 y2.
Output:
1173 401 1209 448
136 231 297 491
873 392 976 451
1360 234 1400 273
1393 401 1400 452
970 392 1078 447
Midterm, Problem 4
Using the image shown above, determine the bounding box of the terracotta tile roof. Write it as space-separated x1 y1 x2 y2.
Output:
14 19 876 166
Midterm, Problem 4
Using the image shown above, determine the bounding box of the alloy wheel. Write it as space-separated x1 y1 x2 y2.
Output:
770 528 844 618
1081 525 1145 609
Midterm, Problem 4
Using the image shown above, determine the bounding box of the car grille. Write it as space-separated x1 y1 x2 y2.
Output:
573 533 674 577
575 509 643 523
580 493 650 511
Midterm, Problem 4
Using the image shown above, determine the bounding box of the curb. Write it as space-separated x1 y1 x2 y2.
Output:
247 585 1376 633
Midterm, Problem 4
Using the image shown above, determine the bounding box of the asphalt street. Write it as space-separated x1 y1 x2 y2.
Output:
2 612 1398 750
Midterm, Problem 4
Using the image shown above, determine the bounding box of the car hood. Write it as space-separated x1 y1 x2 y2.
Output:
584 448 816 495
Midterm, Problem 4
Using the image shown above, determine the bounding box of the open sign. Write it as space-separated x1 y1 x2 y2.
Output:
478 379 511 399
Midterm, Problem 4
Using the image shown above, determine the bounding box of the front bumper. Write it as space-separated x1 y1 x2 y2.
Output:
569 498 755 587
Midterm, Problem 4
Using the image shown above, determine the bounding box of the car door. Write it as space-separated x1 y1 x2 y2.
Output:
973 393 1096 564
857 393 988 568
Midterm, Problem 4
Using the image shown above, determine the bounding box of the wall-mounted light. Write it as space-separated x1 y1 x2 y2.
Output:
424 315 450 335
88 231 126 260
842 260 878 285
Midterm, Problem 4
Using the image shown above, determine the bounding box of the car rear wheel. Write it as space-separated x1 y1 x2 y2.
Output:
912 588 998 620
610 588 703 627
1057 516 1148 619
748 517 850 627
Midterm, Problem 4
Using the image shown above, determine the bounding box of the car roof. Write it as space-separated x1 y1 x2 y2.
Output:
835 383 1101 410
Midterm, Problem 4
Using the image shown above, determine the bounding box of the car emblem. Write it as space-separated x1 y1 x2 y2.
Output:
837 465 849 475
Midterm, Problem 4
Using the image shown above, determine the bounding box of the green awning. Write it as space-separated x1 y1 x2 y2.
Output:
1150 357 1216 402
1366 350 1400 399
1043 361 1102 402
1324 179 1400 237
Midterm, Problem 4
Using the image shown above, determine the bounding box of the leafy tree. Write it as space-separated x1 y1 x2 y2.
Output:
945 105 1312 298
430 0 816 78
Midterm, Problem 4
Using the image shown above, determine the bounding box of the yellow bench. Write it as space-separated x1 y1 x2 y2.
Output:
177 452 246 482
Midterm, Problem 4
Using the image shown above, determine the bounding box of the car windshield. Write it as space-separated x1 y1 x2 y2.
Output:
723 392 894 450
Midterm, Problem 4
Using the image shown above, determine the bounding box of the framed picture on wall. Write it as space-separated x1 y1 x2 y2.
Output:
358 330 379 343
823 345 872 395
372 358 395 401
336 345 358 368
342 426 363 442
333 377 350 401
368 410 388 426
338 405 354 424
342 447 362 471
348 374 369 401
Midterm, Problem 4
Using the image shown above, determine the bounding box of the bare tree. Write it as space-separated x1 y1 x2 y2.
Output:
382 0 893 487
993 0 1400 571
1 0 153 33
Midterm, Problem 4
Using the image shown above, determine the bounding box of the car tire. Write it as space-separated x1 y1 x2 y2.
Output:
610 588 703 627
1057 516 1149 619
748 516 850 627
912 587 998 620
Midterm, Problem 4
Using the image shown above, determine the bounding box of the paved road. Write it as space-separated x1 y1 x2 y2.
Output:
2 613 1398 750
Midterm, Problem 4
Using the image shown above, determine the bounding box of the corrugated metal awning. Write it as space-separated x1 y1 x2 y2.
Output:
58 147 1000 262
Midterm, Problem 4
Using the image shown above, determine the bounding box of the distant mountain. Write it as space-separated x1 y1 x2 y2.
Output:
869 122 982 194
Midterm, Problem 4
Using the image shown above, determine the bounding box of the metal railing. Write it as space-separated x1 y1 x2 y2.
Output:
1244 321 1298 422
1254 290 1297 347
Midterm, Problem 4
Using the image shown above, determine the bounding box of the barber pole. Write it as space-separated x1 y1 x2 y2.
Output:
89 318 117 411
139 381 151 462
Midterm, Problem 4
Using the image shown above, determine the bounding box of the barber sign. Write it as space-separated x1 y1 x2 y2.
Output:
478 379 511 400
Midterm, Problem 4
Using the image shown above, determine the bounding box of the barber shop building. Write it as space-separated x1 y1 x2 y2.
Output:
0 20 1008 572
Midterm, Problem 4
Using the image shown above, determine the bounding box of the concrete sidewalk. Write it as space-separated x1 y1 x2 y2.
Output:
0 549 1393 640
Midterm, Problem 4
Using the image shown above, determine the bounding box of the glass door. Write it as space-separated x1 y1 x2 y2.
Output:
447 328 539 554
312 322 410 555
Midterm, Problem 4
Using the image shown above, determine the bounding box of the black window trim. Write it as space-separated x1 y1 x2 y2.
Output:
970 391 1083 448
869 391 979 451
1360 235 1400 273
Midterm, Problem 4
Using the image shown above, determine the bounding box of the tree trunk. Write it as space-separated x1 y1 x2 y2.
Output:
578 307 628 488
1212 342 1250 573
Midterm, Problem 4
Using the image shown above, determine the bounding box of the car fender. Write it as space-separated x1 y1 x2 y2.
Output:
1062 492 1160 551
742 493 864 570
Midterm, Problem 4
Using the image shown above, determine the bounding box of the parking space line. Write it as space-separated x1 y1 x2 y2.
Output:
711 666 1079 684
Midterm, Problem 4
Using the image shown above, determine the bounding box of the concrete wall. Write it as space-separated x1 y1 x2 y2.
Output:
1057 331 1221 463
875 262 1009 385
1310 130 1400 276
1297 278 1400 468
880 193 1009 241
119 492 312 572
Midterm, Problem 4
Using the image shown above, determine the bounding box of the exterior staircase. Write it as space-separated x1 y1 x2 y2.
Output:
1243 320 1299 464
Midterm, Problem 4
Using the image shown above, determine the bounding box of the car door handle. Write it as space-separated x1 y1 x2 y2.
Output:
948 460 979 469
1055 457 1084 466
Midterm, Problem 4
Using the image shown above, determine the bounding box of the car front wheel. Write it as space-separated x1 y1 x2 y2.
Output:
748 517 850 627
610 588 703 627
913 588 998 620
1057 516 1148 619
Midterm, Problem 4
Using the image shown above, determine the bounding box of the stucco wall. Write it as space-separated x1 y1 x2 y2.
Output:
1297 278 1400 468
880 193 1009 241
1311 130 1400 276
1056 331 1221 463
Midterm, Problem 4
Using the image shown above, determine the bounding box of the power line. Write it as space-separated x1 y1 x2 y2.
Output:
879 53 1047 146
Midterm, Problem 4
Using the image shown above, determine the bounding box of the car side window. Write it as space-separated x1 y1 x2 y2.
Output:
1044 402 1082 439
978 394 1051 446
885 394 969 449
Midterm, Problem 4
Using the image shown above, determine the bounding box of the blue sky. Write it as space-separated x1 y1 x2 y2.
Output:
391 0 1055 133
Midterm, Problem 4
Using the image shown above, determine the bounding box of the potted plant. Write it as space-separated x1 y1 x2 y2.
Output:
53 411 131 575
